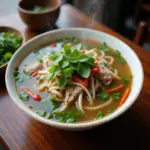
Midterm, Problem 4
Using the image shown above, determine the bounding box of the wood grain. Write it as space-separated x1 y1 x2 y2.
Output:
0 4 150 150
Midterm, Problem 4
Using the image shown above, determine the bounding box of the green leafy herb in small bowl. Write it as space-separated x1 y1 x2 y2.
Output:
31 6 49 13
0 26 23 72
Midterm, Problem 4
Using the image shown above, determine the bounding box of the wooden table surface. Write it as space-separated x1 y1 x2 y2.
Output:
0 4 150 150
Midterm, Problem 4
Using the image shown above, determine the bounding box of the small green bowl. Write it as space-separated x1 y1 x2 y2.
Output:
0 26 25 75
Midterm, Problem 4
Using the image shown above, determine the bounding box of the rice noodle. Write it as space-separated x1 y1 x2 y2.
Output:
55 97 64 102
39 82 48 92
114 69 118 76
91 76 95 100
49 90 64 98
75 101 79 109
98 57 108 64
95 79 100 91
49 86 65 91
99 50 105 57
70 82 93 105
78 92 84 113
104 56 114 65
84 97 113 111
59 103 68 112
38 70 47 75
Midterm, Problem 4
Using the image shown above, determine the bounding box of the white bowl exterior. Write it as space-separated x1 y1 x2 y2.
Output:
6 28 143 130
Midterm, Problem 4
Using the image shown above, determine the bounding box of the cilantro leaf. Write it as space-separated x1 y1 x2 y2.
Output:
112 92 120 101
18 91 29 101
14 68 30 82
32 6 48 13
97 92 109 101
14 68 20 81
63 44 71 53
46 112 53 119
51 100 61 110
119 58 126 64
53 55 63 63
121 76 129 85
36 111 47 117
60 60 69 68
71 43 81 51
99 42 109 52
114 50 126 64
55 110 76 123
78 63 91 78
71 37 78 43
58 74 67 87
63 67 73 77
114 50 121 57
75 109 82 117
96 111 103 120
106 109 114 115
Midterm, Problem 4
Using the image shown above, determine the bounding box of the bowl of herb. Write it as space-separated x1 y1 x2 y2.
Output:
0 26 24 74
18 0 61 31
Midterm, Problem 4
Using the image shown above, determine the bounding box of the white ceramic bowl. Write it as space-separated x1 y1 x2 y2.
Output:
5 28 144 130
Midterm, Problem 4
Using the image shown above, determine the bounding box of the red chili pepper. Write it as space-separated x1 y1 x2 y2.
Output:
91 67 100 75
31 65 43 77
72 75 89 88
32 71 38 77
21 88 41 101
50 43 57 47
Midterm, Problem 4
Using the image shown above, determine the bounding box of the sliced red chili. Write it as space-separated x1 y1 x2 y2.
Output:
72 75 89 88
21 88 41 101
91 67 100 75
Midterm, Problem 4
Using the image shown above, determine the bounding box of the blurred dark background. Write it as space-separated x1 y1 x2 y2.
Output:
64 0 150 50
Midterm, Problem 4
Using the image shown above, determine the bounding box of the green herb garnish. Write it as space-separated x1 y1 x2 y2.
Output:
0 32 22 66
47 43 94 87
55 110 76 123
18 91 29 101
114 50 121 57
32 6 49 13
99 42 109 52
97 91 109 100
114 50 126 64
121 76 129 85
36 111 47 117
106 109 114 115
51 101 61 110
72 37 78 43
75 109 82 117
119 58 126 64
112 92 120 101
14 68 30 82
46 112 53 119
96 111 103 120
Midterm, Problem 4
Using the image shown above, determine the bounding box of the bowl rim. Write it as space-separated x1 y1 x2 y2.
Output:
0 25 25 69
18 0 62 15
5 28 144 130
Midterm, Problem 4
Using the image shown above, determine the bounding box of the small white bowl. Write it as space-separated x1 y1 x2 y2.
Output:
5 28 144 131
